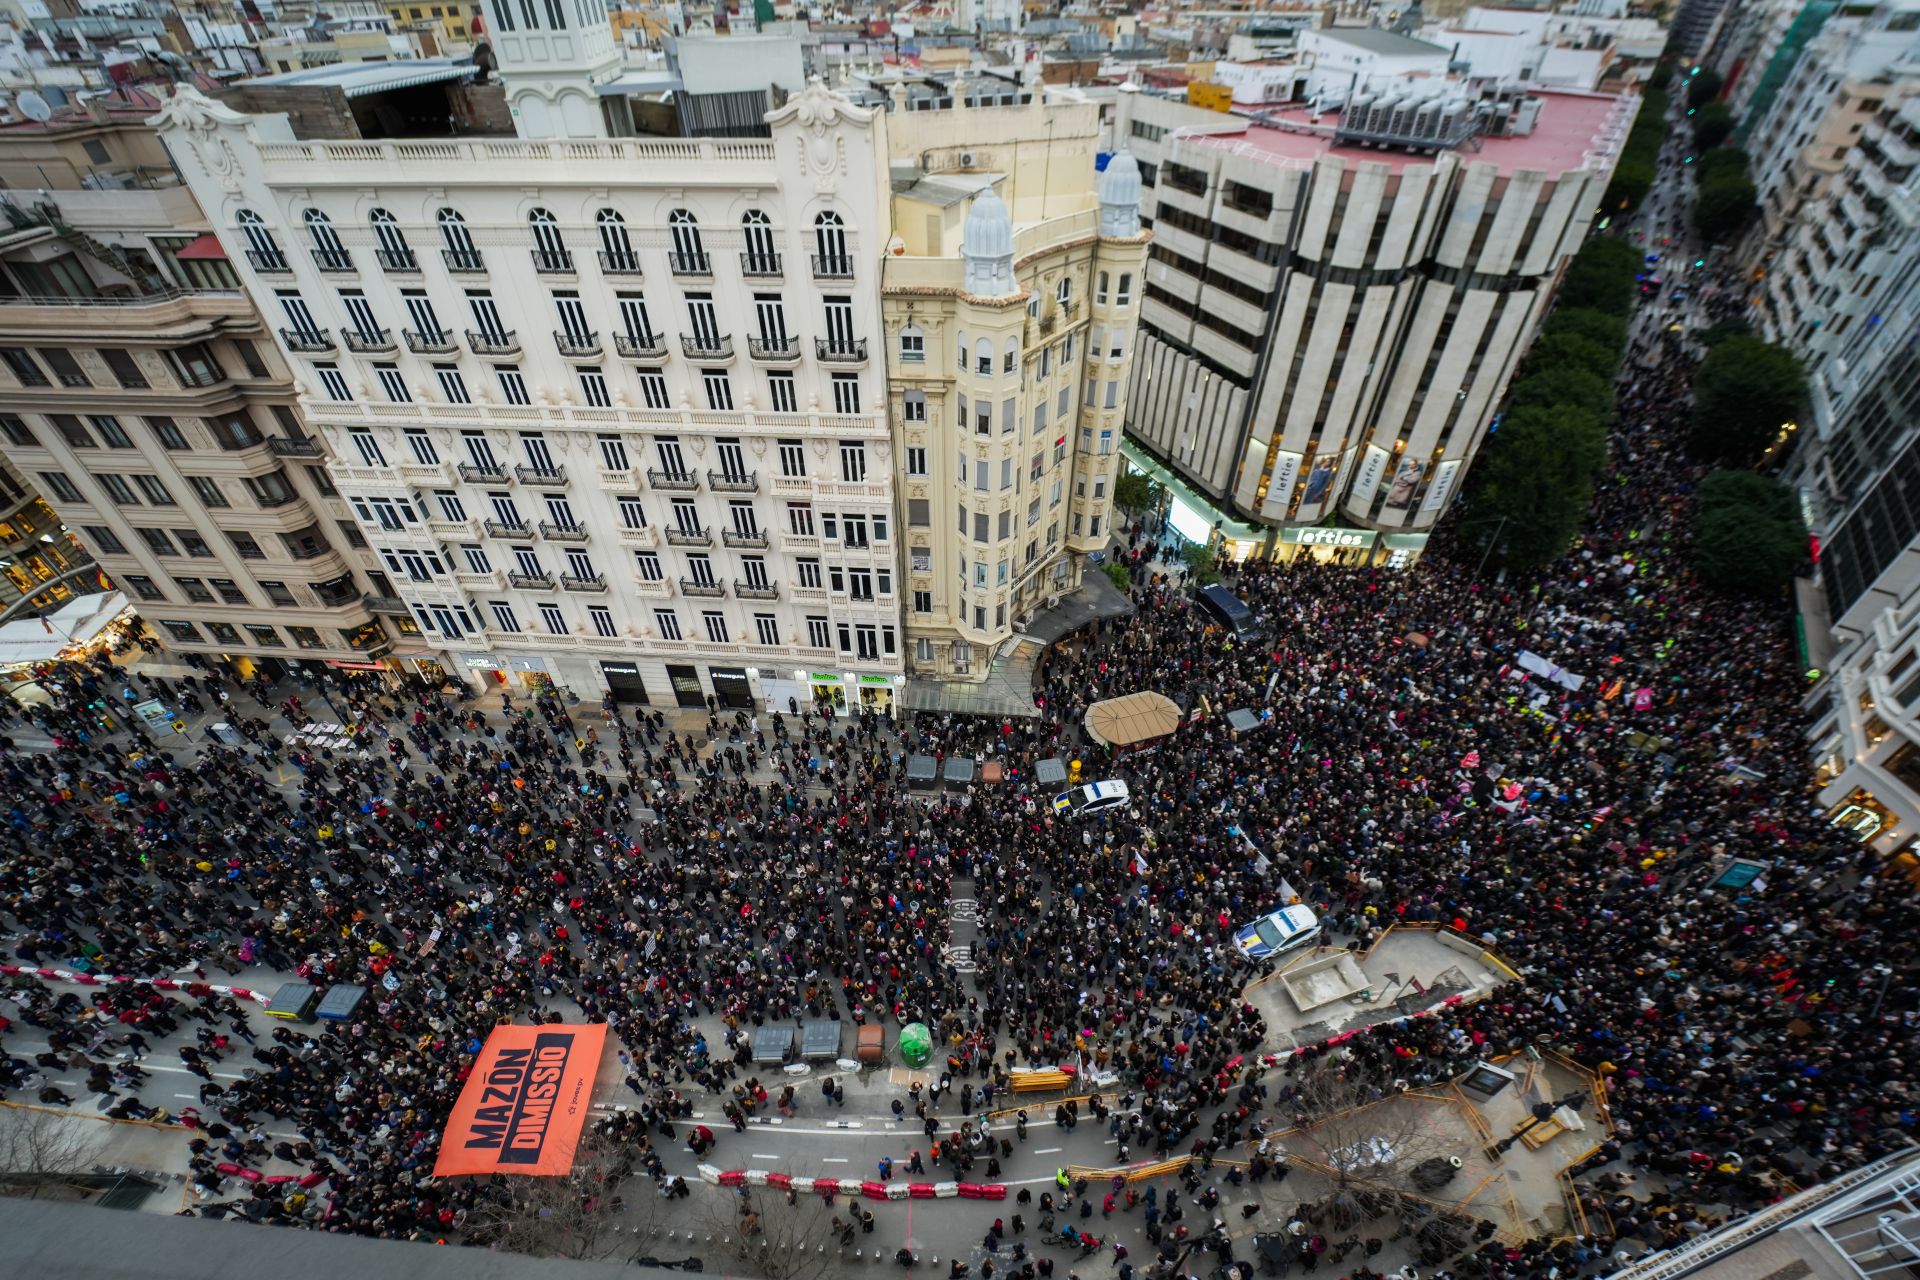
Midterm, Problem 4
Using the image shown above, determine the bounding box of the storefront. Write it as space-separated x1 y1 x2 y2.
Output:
709 666 754 710
1120 440 1270 561
460 653 553 692
600 660 649 705
664 663 706 708
1276 525 1379 565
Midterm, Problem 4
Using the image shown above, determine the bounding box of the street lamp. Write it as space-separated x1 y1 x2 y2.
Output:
1487 1092 1586 1159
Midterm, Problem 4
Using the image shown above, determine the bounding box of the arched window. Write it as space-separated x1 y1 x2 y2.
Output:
437 209 481 271
902 389 927 422
741 210 777 274
303 209 347 269
236 210 286 271
528 208 571 272
1003 335 1019 375
814 211 849 277
596 209 637 273
974 337 993 377
668 210 706 272
898 323 925 364
369 209 414 270
1056 276 1072 308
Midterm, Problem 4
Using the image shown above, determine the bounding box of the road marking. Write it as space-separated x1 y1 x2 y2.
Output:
822 1157 849 1164
1034 1148 1062 1155
751 1153 781 1160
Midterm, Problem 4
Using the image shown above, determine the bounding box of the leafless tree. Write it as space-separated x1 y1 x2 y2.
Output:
458 1125 667 1262
700 1184 842 1280
1272 1055 1461 1232
0 1104 110 1199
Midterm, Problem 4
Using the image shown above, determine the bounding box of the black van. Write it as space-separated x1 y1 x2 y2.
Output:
1194 584 1261 638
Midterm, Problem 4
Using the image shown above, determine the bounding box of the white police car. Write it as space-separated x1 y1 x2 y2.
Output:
1052 779 1131 820
1233 904 1322 961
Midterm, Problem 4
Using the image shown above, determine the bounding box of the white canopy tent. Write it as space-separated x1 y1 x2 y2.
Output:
0 590 129 668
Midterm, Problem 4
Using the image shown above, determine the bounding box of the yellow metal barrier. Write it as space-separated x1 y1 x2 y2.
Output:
1010 1070 1072 1093
985 1090 1117 1121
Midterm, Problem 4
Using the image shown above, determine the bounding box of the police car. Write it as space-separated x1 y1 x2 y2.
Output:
1052 779 1131 820
1232 904 1322 961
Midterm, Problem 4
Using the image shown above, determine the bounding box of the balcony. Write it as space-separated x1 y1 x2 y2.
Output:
507 570 554 589
722 528 769 548
531 248 575 274
679 577 726 597
709 470 758 494
740 252 783 277
748 335 800 362
246 249 291 274
681 333 734 360
375 247 419 273
614 333 668 361
560 573 608 593
311 248 355 273
598 249 643 275
812 253 855 280
669 251 712 277
442 248 486 273
466 329 520 357
268 436 324 459
665 526 711 546
648 469 699 491
770 476 812 497
342 327 397 354
280 327 334 353
484 518 531 536
554 330 602 358
617 524 659 547
815 337 869 363
459 461 508 482
538 520 589 542
734 580 779 600
517 464 567 486
632 575 673 598
405 328 459 355
363 594 412 615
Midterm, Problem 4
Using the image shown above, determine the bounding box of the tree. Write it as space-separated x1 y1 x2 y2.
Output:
0 1106 109 1199
1693 171 1758 243
1692 470 1810 593
1276 1056 1466 1233
1686 67 1724 108
1102 561 1132 593
1697 316 1753 347
701 1186 840 1280
1557 237 1642 316
1689 336 1807 462
1113 473 1162 515
459 1126 667 1262
1541 307 1629 354
1696 147 1750 185
1522 332 1620 382
1603 88 1668 214
1182 540 1222 585
1463 403 1608 568
1503 366 1615 424
1691 100 1733 151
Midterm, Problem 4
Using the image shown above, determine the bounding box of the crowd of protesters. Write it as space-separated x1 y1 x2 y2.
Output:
0 293 1915 1279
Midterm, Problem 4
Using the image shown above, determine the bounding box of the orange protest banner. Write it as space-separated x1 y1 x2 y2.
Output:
433 1023 607 1177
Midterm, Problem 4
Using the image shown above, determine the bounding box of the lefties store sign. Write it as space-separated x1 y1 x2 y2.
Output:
434 1023 607 1176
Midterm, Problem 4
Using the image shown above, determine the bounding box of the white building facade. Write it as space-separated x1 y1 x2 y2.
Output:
155 81 909 712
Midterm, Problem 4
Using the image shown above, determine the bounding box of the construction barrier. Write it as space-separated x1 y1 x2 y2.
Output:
0 963 267 1004
705 1169 1021 1202
1009 1070 1073 1093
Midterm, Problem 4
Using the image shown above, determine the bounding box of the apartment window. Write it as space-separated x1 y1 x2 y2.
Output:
51 415 94 448
634 551 662 581
404 429 440 465
336 520 367 549
461 545 491 574
899 324 925 363
315 363 351 401
288 627 325 650
143 416 188 451
806 616 831 649
174 577 213 602
701 369 733 411
701 611 728 643
182 475 228 509
579 366 611 408
598 434 630 471
754 613 779 646
636 370 669 410
0 348 50 385
539 603 568 635
903 390 926 423
176 529 213 558
617 496 647 529
227 531 266 560
159 619 202 644
350 430 386 467
0 414 30 447
375 364 409 402
496 365 531 406
654 609 682 641
208 411 263 451
906 447 927 477
913 590 933 614
915 636 933 661
82 525 125 554
121 574 164 602
40 348 89 387
796 558 822 589
208 577 248 605
788 503 815 537
436 364 471 404
246 625 284 647
246 470 297 508
831 373 861 415
40 472 83 503
769 370 798 413
136 527 178 556
1116 272 1133 306
132 475 174 505
589 605 617 638
773 439 807 478
908 498 931 528
839 441 867 482
490 602 521 633
279 524 331 560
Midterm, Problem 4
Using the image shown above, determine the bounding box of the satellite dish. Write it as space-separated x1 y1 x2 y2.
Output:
16 91 51 123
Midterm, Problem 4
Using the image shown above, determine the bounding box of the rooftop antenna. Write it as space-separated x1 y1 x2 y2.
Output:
16 89 52 123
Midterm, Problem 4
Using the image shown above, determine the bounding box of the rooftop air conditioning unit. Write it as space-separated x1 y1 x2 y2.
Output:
958 151 979 168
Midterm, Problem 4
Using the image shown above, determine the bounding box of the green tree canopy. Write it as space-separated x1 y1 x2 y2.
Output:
1697 147 1750 184
1692 100 1734 151
1113 472 1160 514
1694 171 1758 243
1542 307 1630 352
1466 404 1609 567
1692 470 1809 593
1182 540 1222 585
1523 332 1621 382
1697 315 1753 347
1102 560 1132 593
1689 336 1807 462
1686 67 1724 107
1558 237 1643 316
1505 365 1616 424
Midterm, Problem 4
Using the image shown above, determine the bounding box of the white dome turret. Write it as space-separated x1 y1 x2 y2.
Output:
962 186 1017 296
1099 151 1143 238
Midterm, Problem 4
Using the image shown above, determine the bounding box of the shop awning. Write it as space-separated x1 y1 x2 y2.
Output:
1084 691 1182 748
0 590 128 667
173 232 227 261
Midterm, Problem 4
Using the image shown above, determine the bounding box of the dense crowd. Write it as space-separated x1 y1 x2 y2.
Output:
2 264 1916 1280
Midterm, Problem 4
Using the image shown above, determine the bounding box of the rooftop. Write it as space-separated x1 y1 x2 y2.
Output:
1313 27 1453 56
241 57 480 98
1183 87 1631 176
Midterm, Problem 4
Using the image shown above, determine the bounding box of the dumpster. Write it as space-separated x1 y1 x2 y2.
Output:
980 760 1005 785
799 1019 842 1060
1225 708 1261 735
315 984 368 1022
942 757 976 790
1034 758 1068 788
906 754 939 792
898 1021 932 1068
751 1025 795 1064
264 981 321 1023
856 1023 885 1065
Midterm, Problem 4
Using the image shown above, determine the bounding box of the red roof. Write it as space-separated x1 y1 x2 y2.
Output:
173 232 227 261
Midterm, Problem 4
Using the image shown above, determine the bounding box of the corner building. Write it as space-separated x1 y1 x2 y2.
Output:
156 74 907 712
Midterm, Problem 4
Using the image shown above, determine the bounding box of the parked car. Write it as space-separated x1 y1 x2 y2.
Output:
1233 904 1322 961
1053 779 1131 820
